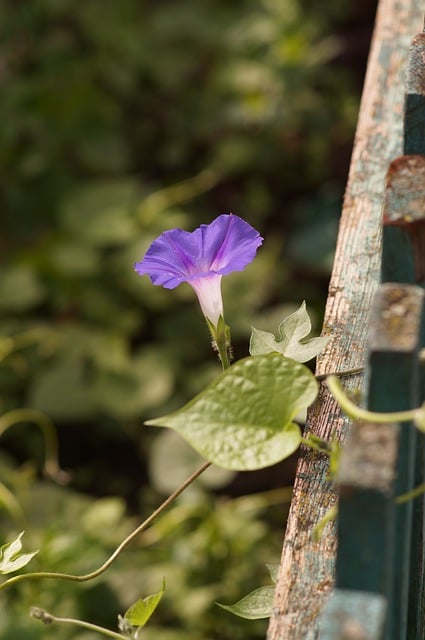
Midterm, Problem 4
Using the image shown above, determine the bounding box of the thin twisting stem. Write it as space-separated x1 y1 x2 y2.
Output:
0 461 211 591
326 375 419 424
396 483 425 504
30 608 128 640
315 366 364 381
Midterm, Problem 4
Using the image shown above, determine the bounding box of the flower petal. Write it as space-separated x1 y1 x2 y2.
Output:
189 275 223 325
198 214 263 274
134 228 199 289
134 214 262 290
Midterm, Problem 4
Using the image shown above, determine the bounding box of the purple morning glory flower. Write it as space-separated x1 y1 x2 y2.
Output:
134 213 263 326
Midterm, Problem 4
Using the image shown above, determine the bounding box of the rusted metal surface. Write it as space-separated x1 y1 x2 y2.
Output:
320 285 425 640
266 1 425 638
381 156 425 284
316 282 425 640
380 157 425 638
368 283 425 351
337 422 397 494
383 155 425 224
319 592 387 640
361 284 424 639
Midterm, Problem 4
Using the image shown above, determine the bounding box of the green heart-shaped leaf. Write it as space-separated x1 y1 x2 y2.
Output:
146 354 317 470
250 301 329 362
120 578 165 631
217 586 275 619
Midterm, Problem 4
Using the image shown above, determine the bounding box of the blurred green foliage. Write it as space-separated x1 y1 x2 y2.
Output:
0 0 372 637
0 454 290 639
0 0 364 433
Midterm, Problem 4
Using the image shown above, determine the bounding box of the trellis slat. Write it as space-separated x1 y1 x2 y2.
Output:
319 284 425 640
381 154 425 638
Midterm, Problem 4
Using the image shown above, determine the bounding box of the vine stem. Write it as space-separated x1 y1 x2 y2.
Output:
207 316 232 371
396 483 425 504
315 366 364 381
30 607 128 640
215 334 231 370
0 460 211 591
326 375 420 424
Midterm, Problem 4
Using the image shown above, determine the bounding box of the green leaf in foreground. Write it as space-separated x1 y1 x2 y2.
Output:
145 354 318 470
217 586 275 620
0 532 38 575
250 301 329 362
119 578 165 633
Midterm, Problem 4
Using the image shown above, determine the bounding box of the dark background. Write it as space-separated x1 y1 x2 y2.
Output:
0 1 377 638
